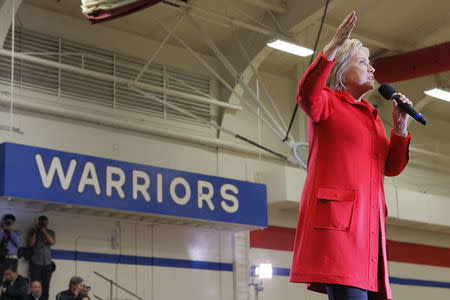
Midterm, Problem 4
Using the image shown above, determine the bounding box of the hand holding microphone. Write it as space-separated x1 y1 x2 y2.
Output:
378 83 428 127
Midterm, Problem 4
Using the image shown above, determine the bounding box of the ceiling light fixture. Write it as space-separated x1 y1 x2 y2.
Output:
424 88 450 102
266 39 314 57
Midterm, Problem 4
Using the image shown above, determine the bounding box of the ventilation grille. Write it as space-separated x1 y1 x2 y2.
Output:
0 27 211 125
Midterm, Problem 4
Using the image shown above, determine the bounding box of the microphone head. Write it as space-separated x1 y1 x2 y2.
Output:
378 83 396 100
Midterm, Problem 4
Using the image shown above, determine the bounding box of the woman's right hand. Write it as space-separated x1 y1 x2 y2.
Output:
323 11 357 60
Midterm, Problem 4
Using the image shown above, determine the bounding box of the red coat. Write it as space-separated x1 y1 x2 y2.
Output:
289 52 411 300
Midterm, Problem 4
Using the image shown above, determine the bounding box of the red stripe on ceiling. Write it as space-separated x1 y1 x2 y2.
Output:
250 226 450 268
373 42 450 83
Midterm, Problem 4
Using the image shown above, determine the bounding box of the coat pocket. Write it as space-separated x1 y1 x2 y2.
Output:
314 187 357 231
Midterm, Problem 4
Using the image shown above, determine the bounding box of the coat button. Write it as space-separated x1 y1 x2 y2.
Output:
373 179 378 184
373 154 378 159
371 258 376 263
371 231 376 236
371 129 376 134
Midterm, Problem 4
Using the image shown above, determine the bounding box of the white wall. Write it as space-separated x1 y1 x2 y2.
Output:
0 202 234 300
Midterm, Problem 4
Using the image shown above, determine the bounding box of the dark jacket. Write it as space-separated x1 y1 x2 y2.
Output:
28 294 43 300
1 275 28 300
55 290 87 300
55 290 73 300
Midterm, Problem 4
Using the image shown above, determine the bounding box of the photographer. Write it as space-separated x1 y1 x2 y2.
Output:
0 215 22 282
55 276 88 300
28 217 55 300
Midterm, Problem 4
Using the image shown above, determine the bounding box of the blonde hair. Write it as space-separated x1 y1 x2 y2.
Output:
326 39 369 91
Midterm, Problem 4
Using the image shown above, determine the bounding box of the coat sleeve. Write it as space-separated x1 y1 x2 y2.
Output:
296 51 336 122
385 130 412 176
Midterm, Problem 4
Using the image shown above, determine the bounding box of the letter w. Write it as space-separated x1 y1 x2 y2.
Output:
35 154 77 190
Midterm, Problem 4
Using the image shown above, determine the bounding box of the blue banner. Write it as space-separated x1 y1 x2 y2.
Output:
0 143 267 227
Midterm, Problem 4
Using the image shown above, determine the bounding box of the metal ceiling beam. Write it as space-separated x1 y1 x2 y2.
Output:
242 0 287 14
163 0 281 37
312 22 409 52
184 12 287 138
220 0 334 141
278 0 341 34
407 95 434 126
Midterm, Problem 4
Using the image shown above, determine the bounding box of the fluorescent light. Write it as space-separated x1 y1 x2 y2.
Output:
424 88 450 102
255 263 272 279
267 39 314 57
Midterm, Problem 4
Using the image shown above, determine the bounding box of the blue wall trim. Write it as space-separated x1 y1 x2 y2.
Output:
53 250 450 289
273 267 290 276
390 277 450 289
52 249 233 271
272 267 450 289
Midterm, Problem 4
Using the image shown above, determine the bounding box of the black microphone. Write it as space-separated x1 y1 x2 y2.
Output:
378 83 427 125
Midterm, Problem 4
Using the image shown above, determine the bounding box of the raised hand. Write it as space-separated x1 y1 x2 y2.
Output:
323 11 357 60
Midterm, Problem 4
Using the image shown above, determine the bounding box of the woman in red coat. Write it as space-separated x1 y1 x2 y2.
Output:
289 11 412 300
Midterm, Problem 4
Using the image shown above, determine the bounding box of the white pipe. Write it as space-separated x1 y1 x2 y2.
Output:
0 92 287 161
130 85 236 136
257 79 261 160
185 13 287 138
0 49 242 112
235 37 292 140
9 0 15 135
134 13 183 82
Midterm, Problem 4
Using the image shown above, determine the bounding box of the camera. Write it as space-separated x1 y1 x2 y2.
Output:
3 220 13 226
37 222 46 229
